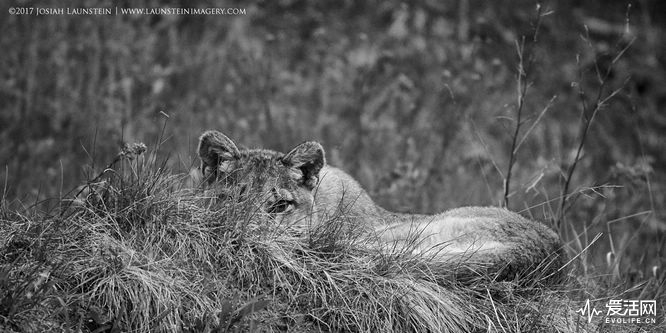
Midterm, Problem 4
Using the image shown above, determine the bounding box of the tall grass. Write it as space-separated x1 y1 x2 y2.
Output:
0 144 601 332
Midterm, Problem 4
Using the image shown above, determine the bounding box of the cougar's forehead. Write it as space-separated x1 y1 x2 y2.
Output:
231 149 300 190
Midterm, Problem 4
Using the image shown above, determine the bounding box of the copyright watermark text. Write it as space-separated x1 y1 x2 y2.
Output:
8 6 247 16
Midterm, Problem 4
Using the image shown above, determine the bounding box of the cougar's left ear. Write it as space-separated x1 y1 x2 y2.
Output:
282 141 325 189
197 130 241 183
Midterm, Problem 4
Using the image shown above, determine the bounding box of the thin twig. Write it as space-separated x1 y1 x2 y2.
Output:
556 27 634 228
503 4 544 208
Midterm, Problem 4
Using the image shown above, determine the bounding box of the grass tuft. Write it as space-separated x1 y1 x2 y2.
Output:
1 145 639 332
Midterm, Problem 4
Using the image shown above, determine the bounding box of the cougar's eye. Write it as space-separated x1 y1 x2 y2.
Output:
268 199 295 214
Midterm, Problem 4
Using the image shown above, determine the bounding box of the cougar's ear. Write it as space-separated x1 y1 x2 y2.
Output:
197 130 241 181
282 141 325 189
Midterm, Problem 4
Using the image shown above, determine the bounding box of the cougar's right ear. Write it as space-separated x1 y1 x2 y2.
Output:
282 141 325 190
197 130 241 182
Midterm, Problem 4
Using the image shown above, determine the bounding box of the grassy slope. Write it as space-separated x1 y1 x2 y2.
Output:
0 152 605 332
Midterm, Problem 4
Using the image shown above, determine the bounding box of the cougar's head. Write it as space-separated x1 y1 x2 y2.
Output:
197 130 325 221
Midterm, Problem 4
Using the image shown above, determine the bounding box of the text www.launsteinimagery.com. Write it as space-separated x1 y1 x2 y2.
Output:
8 6 247 16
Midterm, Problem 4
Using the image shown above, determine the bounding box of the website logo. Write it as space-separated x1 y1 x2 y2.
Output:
576 299 657 324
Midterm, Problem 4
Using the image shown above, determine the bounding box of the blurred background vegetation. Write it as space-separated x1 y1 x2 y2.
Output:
1 0 664 286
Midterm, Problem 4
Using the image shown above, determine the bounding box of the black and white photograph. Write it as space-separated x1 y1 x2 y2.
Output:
0 0 664 332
